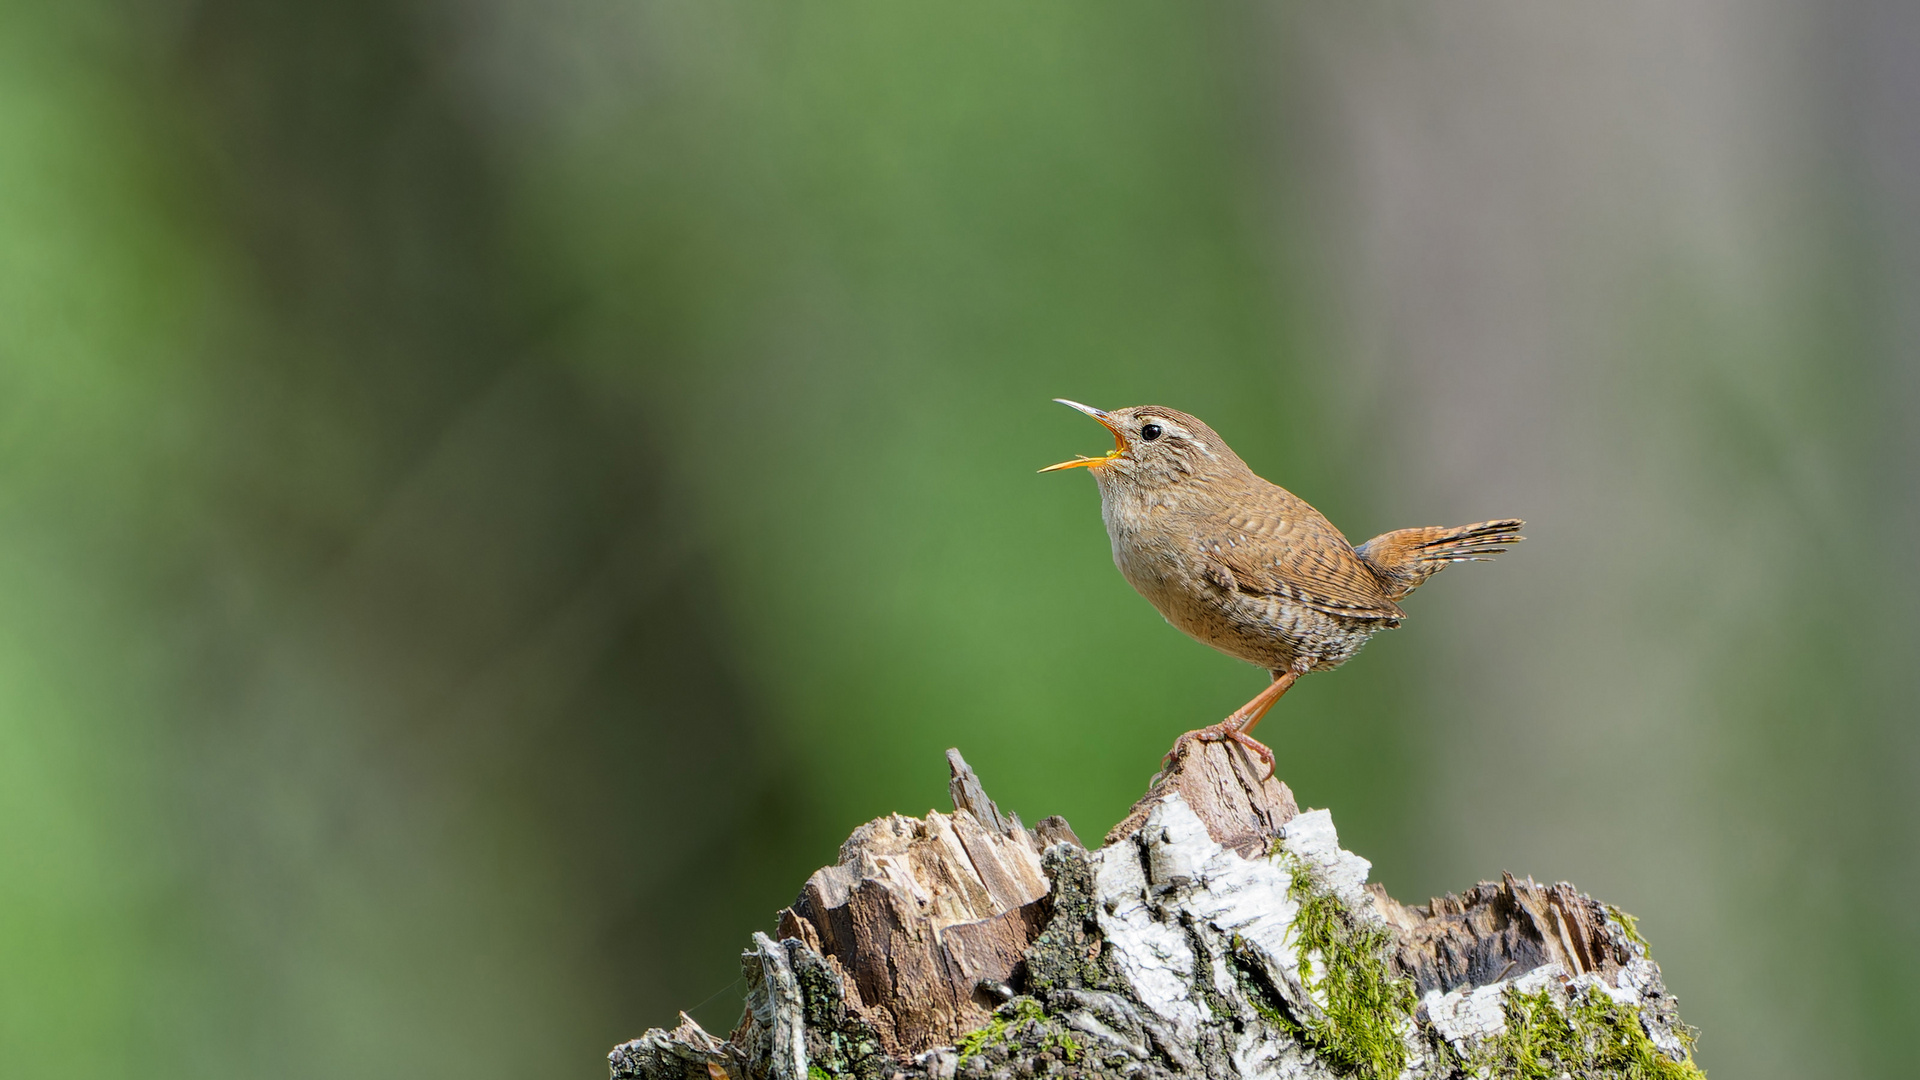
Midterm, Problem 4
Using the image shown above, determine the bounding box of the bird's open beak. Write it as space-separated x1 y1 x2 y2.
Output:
1039 399 1127 472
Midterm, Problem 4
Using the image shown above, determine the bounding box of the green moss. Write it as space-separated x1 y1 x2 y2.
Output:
956 996 1032 1062
1608 905 1652 957
955 998 1079 1065
808 1066 832 1080
1050 1029 1083 1063
1471 985 1705 1080
1275 854 1416 1080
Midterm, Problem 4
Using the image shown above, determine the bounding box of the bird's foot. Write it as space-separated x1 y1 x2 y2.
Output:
1162 719 1278 780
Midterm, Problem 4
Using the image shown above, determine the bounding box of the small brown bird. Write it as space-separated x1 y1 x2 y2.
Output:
1042 400 1523 775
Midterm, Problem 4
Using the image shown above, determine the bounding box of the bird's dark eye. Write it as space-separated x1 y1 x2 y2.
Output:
1140 423 1163 442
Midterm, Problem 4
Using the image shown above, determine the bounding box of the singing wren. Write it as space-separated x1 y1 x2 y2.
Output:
1041 399 1523 775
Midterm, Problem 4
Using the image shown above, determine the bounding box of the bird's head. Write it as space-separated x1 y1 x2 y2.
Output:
1040 400 1247 491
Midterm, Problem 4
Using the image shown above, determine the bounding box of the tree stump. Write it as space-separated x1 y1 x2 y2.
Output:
611 743 1702 1080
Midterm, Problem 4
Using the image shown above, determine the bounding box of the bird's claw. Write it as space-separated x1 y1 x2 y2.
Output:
1161 718 1278 781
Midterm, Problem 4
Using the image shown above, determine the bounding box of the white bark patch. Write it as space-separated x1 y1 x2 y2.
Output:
1091 824 1208 1034
1276 809 1374 915
1422 956 1689 1061
1230 1025 1328 1080
1422 962 1568 1049
1091 794 1384 1045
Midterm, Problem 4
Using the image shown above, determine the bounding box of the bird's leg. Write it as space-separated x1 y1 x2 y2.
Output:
1233 670 1298 736
1163 671 1301 779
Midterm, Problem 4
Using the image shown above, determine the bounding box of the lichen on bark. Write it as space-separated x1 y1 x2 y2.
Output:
1022 845 1119 996
788 944 892 1080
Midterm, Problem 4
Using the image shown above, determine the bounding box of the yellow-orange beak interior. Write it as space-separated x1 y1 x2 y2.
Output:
1039 399 1126 472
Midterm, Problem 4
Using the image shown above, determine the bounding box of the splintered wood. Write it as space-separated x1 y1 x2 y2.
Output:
772 751 1083 1054
1372 872 1636 996
1103 738 1299 856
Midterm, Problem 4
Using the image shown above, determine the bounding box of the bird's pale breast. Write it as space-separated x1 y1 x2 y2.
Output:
1101 487 1387 675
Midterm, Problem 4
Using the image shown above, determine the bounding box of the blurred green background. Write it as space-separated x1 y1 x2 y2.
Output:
2 1 1915 1077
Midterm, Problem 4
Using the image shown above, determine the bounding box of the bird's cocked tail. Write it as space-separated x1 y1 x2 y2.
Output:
1355 519 1525 601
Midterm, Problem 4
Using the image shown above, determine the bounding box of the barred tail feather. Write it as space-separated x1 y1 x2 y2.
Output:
1355 518 1525 601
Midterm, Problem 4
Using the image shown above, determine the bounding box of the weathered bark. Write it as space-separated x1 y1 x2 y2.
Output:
612 744 1701 1080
